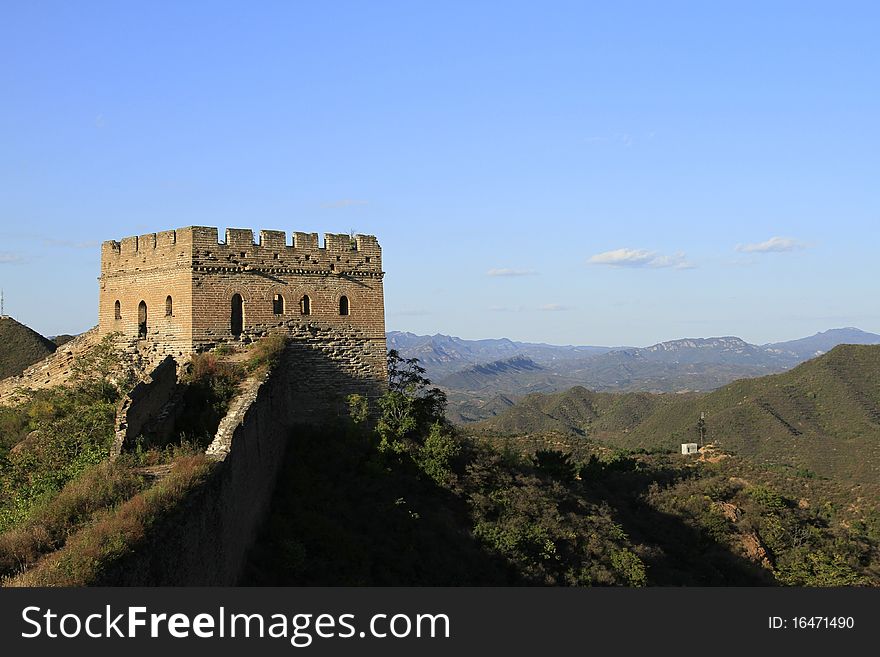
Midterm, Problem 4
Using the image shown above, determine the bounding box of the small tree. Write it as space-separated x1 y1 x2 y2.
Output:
386 349 429 393
418 422 460 486
376 350 448 452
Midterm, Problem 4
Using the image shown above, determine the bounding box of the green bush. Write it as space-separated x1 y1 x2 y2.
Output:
0 387 127 530
0 460 145 578
775 549 867 586
747 485 788 512
610 548 647 586
7 455 214 586
347 394 369 426
0 334 139 533
418 423 460 486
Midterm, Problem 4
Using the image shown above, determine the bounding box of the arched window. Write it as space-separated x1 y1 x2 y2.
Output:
273 293 284 315
165 295 173 316
339 295 350 316
231 294 243 337
300 295 311 316
114 300 121 320
138 301 147 339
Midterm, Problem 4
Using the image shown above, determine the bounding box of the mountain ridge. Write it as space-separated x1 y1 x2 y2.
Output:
473 344 880 483
389 329 880 417
0 316 58 380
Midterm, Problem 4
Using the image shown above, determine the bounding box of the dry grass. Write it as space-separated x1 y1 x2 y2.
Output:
245 332 287 373
4 454 213 587
0 460 145 579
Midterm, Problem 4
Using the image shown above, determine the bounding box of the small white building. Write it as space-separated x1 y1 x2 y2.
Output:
681 443 699 455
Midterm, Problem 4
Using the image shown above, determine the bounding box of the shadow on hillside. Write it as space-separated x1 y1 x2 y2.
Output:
242 423 519 585
582 466 776 586
240 342 775 586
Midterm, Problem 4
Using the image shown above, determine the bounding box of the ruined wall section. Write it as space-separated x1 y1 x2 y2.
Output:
111 356 180 456
98 228 195 360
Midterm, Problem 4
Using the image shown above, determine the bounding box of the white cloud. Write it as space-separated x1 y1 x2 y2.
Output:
0 252 24 264
588 248 694 270
321 199 369 209
487 268 538 277
736 236 806 253
538 303 569 311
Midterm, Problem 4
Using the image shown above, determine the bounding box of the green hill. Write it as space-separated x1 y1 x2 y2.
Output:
474 385 688 436
475 345 880 484
0 317 57 380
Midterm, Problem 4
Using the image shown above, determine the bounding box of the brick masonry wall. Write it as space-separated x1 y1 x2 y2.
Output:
99 226 387 385
99 229 194 360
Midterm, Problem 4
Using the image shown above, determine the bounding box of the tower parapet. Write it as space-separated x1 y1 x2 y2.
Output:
187 226 382 276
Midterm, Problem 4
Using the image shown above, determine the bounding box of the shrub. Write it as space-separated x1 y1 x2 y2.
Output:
747 485 788 512
418 423 460 486
0 384 120 531
610 548 648 586
0 406 28 454
347 394 370 426
775 549 868 586
174 354 245 448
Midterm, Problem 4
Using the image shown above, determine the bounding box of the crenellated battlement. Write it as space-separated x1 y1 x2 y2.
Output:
101 226 382 275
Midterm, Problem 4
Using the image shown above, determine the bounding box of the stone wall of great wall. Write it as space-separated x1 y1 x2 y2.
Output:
95 339 386 585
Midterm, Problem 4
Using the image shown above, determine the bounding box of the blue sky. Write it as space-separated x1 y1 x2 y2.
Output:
1 1 878 345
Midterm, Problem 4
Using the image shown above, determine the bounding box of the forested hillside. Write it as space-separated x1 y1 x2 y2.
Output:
476 345 880 483
246 350 880 587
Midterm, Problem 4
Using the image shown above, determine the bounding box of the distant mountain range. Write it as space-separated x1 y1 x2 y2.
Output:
388 328 880 422
386 331 610 378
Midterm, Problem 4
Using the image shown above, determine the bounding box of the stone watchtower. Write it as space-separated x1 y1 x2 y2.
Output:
98 226 387 411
